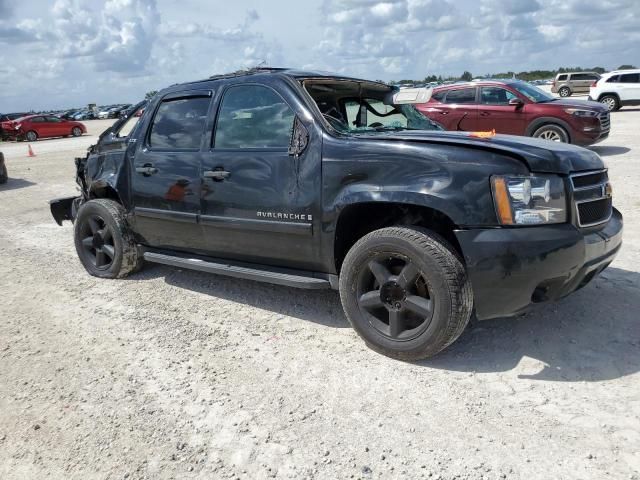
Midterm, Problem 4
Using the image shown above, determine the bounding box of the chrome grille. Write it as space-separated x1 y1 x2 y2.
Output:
571 169 612 227
599 112 610 131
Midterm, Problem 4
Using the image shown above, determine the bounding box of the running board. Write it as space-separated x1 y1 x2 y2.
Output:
143 252 333 289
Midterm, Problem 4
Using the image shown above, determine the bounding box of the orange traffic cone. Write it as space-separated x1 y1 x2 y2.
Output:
28 144 36 157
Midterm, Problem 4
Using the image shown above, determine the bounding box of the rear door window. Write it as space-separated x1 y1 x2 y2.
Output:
148 95 211 150
606 75 620 83
444 88 477 104
214 85 294 149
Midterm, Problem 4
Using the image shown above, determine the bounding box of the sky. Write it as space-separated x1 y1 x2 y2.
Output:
0 0 638 111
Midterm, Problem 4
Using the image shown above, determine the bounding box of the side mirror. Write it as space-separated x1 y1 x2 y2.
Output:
288 116 309 157
509 98 524 108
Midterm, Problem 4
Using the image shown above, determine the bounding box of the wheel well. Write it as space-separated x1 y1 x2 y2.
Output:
529 121 571 143
90 184 122 204
598 92 619 101
334 202 462 272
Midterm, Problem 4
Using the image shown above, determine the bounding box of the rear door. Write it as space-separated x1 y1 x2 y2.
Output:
199 81 322 270
476 86 527 135
434 87 478 131
29 116 49 137
130 90 212 251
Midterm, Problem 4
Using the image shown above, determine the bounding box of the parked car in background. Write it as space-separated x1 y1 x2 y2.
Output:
73 110 97 121
551 72 600 97
416 80 610 145
0 114 86 142
589 69 640 111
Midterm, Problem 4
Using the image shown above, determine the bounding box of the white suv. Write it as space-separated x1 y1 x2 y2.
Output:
589 69 640 111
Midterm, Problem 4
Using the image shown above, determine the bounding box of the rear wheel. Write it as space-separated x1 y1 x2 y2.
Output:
532 124 569 143
74 199 143 279
599 95 620 111
25 130 38 142
339 226 473 360
558 86 571 97
72 127 82 137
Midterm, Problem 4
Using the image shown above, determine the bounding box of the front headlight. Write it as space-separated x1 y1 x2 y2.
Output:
491 175 567 225
564 108 599 117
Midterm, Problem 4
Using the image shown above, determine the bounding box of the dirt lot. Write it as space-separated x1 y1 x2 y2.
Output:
1 115 639 480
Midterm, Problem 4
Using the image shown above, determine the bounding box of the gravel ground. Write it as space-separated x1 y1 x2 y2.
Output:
1 115 639 480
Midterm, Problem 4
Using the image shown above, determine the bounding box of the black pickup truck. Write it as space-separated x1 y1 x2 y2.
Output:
50 68 622 360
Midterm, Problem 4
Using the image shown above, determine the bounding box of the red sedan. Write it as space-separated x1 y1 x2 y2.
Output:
0 115 87 142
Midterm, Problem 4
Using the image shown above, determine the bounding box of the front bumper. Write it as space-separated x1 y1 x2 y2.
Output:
455 208 623 320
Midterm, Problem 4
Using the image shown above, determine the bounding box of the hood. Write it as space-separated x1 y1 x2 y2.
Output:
542 98 608 111
369 130 604 174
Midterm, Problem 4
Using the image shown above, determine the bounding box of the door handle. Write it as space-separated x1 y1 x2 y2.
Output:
204 169 230 181
438 111 449 115
135 164 158 176
480 112 490 116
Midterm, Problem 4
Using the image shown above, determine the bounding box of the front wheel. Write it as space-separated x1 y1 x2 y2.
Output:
599 95 620 111
25 130 38 142
339 227 473 360
74 199 143 279
532 124 569 143
72 127 82 137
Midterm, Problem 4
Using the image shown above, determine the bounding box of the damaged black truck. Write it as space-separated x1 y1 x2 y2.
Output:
50 68 622 360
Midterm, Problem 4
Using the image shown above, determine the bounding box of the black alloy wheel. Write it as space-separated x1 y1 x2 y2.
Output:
357 254 434 340
78 213 116 270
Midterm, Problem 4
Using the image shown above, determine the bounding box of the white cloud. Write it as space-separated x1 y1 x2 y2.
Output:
0 0 639 111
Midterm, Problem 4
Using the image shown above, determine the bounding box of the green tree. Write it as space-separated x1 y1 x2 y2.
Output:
618 64 637 70
145 90 158 100
460 71 473 81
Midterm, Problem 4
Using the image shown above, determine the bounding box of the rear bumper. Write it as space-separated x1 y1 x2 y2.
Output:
455 208 623 320
50 196 79 225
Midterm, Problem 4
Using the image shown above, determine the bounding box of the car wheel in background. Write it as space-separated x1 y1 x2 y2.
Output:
74 199 143 279
72 127 82 137
339 226 473 360
599 95 620 112
25 131 38 142
558 87 571 97
532 124 569 143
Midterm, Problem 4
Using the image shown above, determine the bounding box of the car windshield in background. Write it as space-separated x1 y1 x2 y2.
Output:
511 82 555 103
304 80 440 134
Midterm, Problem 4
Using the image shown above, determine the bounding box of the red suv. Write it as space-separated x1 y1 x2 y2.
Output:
416 80 610 146
0 114 86 142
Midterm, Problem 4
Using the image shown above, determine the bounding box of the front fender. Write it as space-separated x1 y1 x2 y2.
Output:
330 188 465 225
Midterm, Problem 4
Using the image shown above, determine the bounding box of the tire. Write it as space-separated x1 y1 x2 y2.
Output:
558 87 571 97
599 95 620 111
25 130 38 142
73 199 143 279
532 124 569 143
72 127 82 137
339 226 473 360
0 161 7 184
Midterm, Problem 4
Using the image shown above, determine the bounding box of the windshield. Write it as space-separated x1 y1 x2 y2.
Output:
304 80 441 134
511 82 555 103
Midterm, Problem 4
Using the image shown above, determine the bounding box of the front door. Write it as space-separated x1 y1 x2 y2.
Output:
200 82 321 271
476 86 527 135
130 90 212 251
